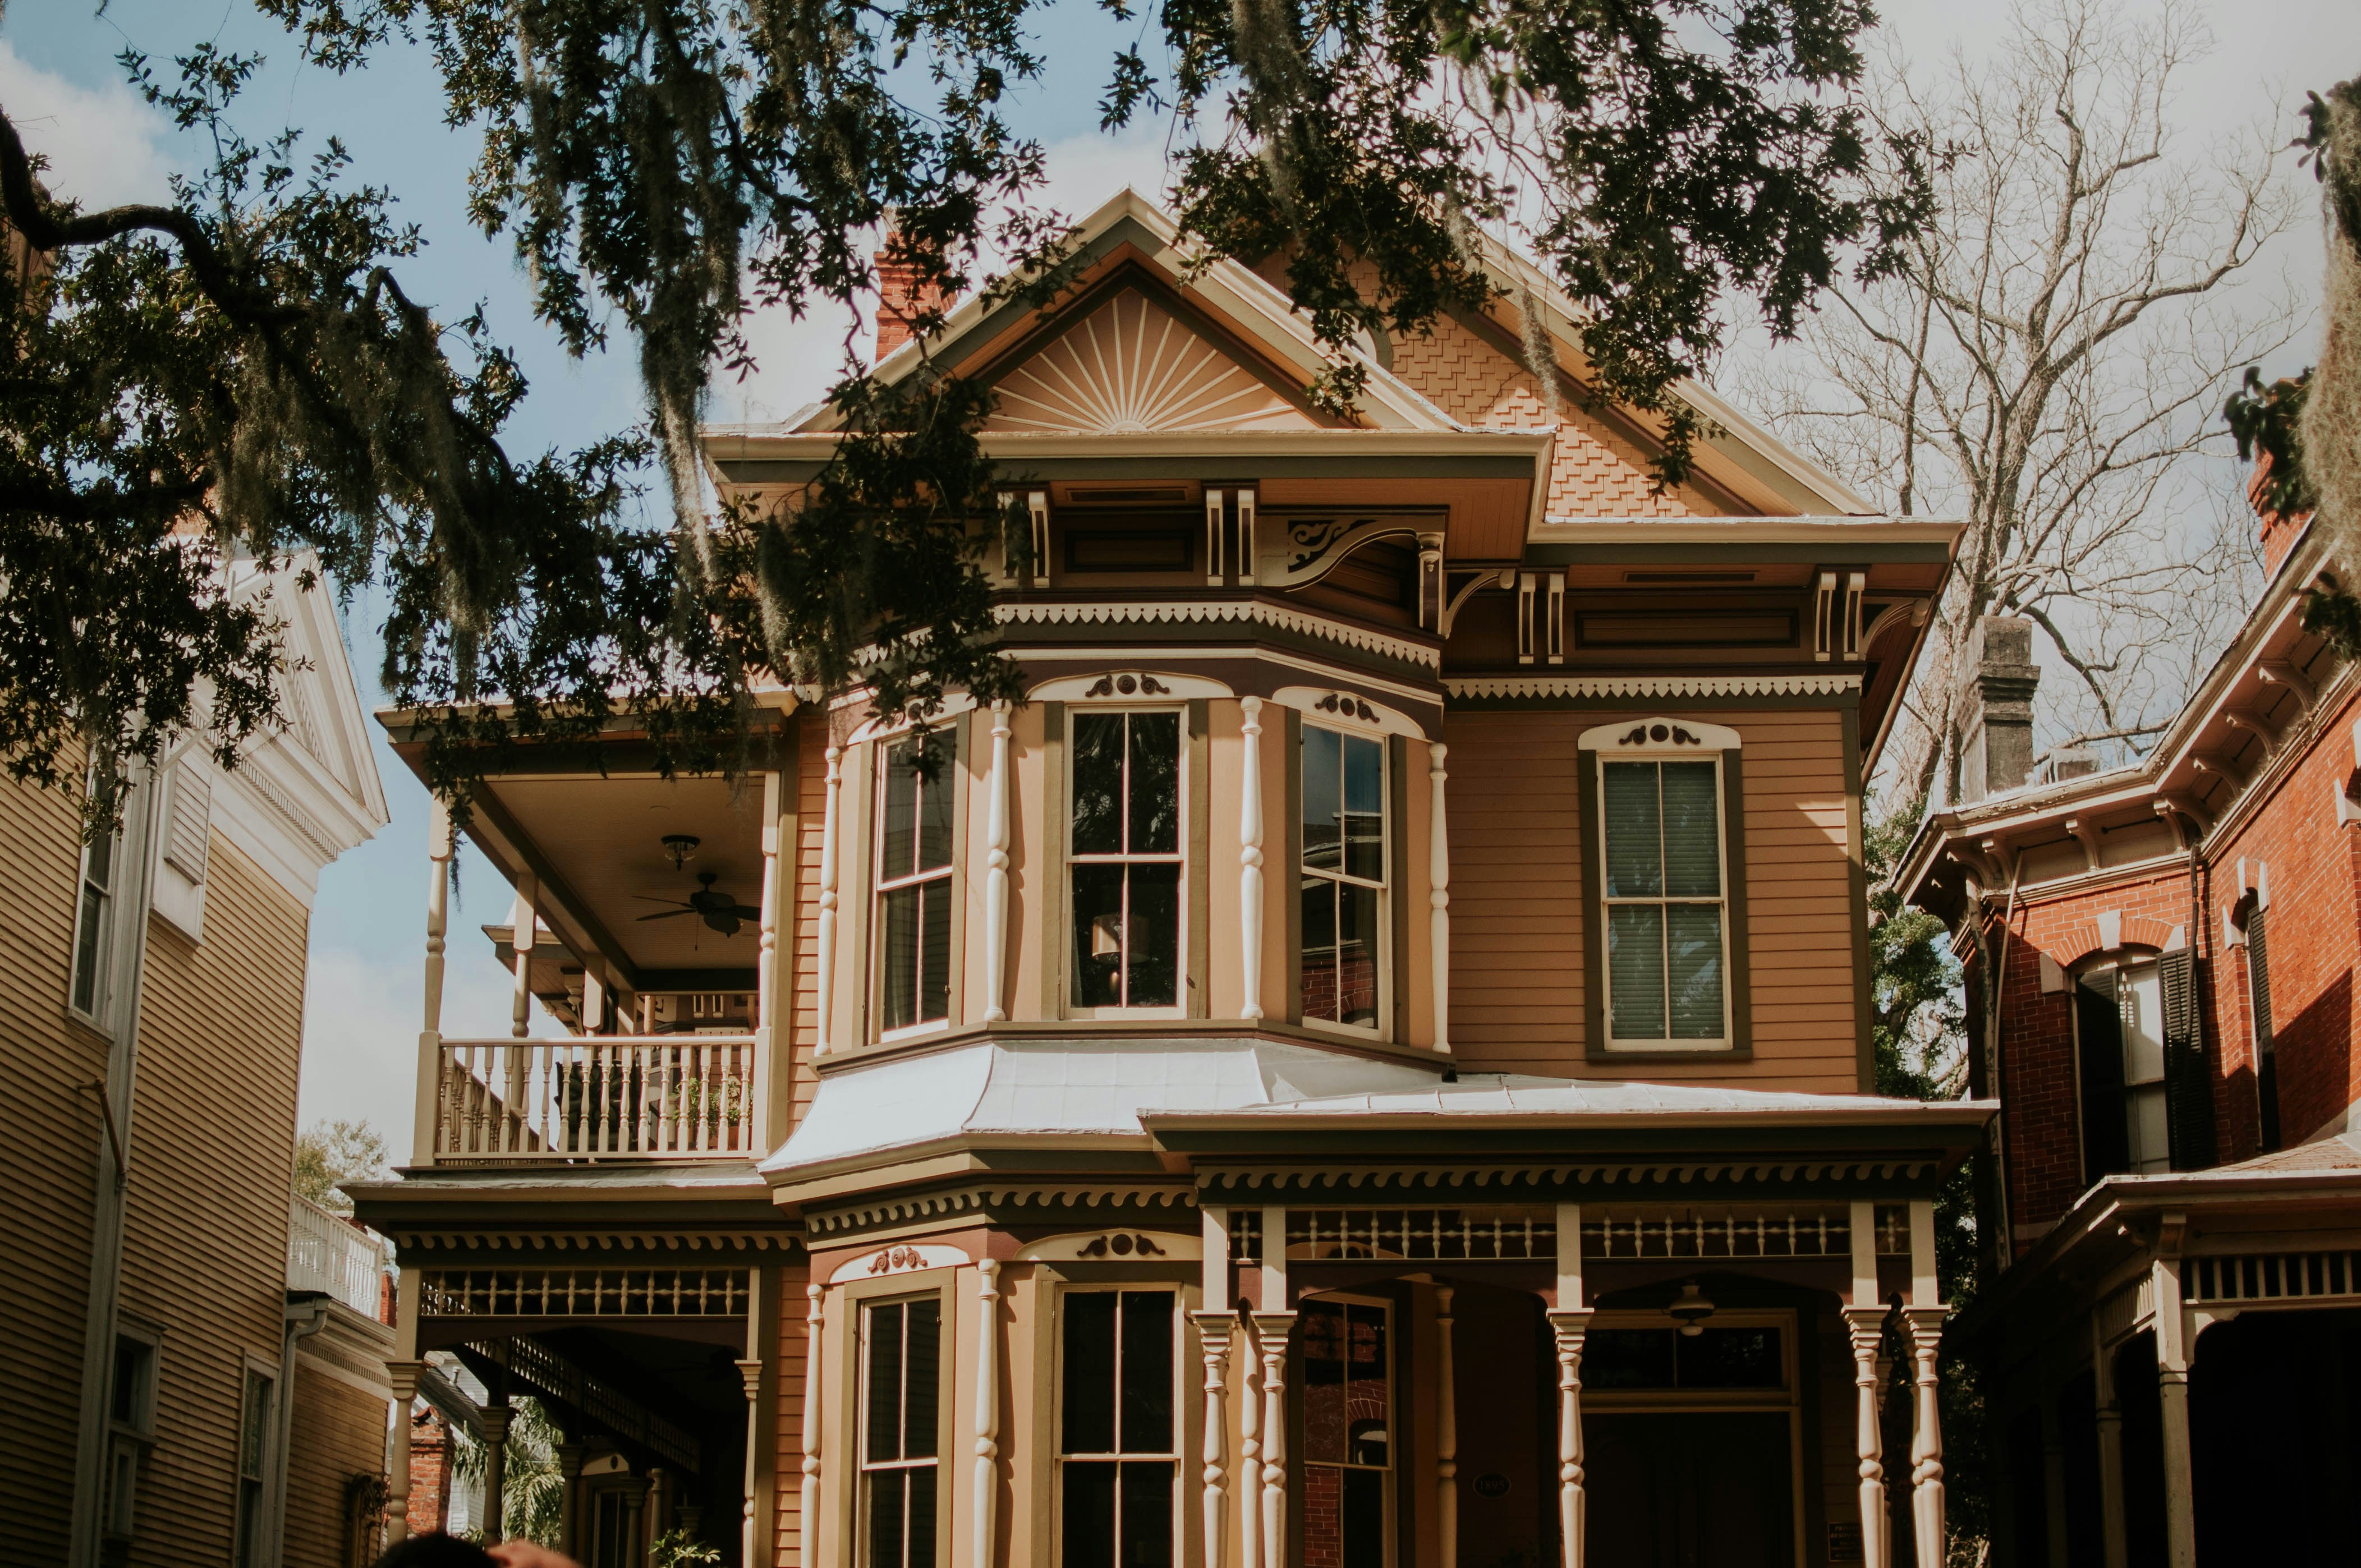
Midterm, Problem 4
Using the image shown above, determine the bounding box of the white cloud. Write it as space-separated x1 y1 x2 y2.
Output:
0 40 175 210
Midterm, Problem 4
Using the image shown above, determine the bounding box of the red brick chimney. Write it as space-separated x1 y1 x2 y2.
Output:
2250 450 2314 580
874 228 949 363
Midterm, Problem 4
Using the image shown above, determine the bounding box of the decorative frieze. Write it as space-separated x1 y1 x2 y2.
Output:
998 598 1443 669
1448 672 1861 700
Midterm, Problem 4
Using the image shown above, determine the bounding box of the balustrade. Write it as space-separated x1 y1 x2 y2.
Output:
426 1034 760 1161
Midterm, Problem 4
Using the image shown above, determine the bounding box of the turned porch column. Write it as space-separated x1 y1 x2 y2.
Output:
1548 1201 1591 1568
2092 1317 2128 1568
555 1441 586 1558
1845 1201 1890 1568
1239 1316 1263 1568
1428 741 1451 1052
737 1354 764 1564
1904 1200 1947 1568
413 797 454 1168
1239 697 1266 1020
384 1359 423 1545
984 701 1013 1020
479 1384 511 1540
1436 1285 1459 1568
1191 1207 1233 1568
1250 1311 1295 1568
973 1259 1002 1568
814 743 844 1055
801 1284 825 1568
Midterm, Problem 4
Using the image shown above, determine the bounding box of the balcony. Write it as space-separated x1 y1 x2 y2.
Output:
424 1035 761 1162
286 1193 392 1317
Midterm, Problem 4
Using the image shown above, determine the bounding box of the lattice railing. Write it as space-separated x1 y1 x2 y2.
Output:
2186 1251 2361 1305
1226 1204 1911 1263
429 1036 757 1161
420 1267 752 1319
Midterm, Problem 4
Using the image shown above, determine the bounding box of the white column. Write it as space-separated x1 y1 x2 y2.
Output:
511 869 538 1038
1436 1285 1459 1568
1550 1201 1588 1568
480 1396 511 1540
754 770 784 1153
801 1284 825 1568
1239 1316 1263 1568
414 798 453 1167
1846 1200 1889 1568
2152 1256 2197 1568
1904 1201 1946 1568
1190 1307 1233 1568
384 1359 422 1544
973 1259 1002 1568
1239 698 1266 1021
815 744 843 1056
984 702 1013 1021
1251 1312 1294 1568
737 1356 764 1564
1428 741 1451 1053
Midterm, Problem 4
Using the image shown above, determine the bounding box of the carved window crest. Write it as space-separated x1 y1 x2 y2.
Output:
1313 692 1379 724
1082 672 1172 698
1617 721 1703 748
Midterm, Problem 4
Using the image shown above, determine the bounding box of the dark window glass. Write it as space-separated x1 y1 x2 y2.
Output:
1676 1326 1783 1389
1118 1290 1173 1452
1062 1292 1119 1455
879 737 955 1032
1302 1299 1391 1568
1073 715 1126 857
1062 1462 1117 1568
1060 1291 1175 1568
864 1299 942 1568
1128 714 1180 855
1301 727 1387 1027
1584 1328 1678 1389
1070 713 1184 1008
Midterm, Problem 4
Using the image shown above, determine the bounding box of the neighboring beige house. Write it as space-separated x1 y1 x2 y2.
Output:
0 555 391 1567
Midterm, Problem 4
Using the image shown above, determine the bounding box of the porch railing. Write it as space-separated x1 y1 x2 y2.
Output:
286 1193 392 1317
427 1036 760 1162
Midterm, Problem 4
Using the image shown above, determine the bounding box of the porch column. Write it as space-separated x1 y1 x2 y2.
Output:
511 870 538 1038
1239 1316 1263 1568
1548 1202 1590 1568
555 1441 586 1559
414 797 453 1167
1428 741 1451 1052
1192 1207 1233 1568
1436 1285 1459 1568
1250 1311 1295 1568
623 1474 647 1567
802 1284 826 1568
1239 697 1266 1020
815 743 844 1055
737 1356 764 1563
2092 1318 2128 1568
1845 1201 1890 1568
1904 1201 1946 1568
480 1387 511 1540
984 701 1013 1020
752 770 786 1154
383 1359 423 1545
973 1259 1002 1568
2151 1253 2197 1568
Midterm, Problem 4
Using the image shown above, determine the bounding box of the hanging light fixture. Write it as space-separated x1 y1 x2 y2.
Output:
662 834 701 870
1669 1280 1716 1337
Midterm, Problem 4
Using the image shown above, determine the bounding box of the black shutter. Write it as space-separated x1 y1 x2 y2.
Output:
2158 947 2213 1171
2251 908 2281 1150
2076 968 2132 1181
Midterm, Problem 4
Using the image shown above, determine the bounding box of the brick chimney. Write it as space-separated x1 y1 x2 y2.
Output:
1956 616 2040 802
874 232 948 363
2248 451 2313 580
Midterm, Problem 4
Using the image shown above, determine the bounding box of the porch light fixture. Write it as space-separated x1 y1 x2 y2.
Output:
662 834 701 870
1669 1280 1716 1337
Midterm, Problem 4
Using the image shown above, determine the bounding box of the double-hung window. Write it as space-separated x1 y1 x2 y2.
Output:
1301 726 1387 1031
231 1364 275 1568
72 819 118 1020
1058 1289 1175 1568
1600 756 1729 1047
861 1297 942 1568
878 734 955 1035
1302 1296 1393 1567
1071 712 1183 1011
102 1330 159 1541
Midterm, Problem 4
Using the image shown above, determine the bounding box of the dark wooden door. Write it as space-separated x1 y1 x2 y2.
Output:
1583 1411 1795 1568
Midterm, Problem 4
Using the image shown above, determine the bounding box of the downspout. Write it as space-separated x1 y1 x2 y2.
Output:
67 762 167 1568
267 1296 334 1568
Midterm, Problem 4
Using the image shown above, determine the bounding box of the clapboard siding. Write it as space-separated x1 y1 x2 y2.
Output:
788 721 826 1126
770 1263 813 1565
284 1364 388 1568
118 832 311 1568
1445 707 1859 1089
0 770 108 1565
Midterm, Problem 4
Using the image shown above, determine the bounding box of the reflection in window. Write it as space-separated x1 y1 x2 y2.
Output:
1060 1290 1175 1568
878 735 956 1032
1601 759 1728 1045
862 1298 942 1568
1071 712 1182 1009
1302 1298 1391 1567
1301 727 1386 1029
1583 1325 1784 1390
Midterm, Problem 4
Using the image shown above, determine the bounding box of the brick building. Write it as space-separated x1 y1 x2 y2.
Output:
1900 501 2361 1566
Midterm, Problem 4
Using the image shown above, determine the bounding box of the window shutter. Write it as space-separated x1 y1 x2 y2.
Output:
2250 908 2281 1149
2075 968 2132 1180
2157 947 2213 1171
166 760 211 883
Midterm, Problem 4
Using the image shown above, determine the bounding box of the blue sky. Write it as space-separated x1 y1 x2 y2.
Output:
2 0 2351 1159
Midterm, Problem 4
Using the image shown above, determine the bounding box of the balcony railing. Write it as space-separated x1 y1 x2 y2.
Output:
287 1193 392 1317
426 1036 761 1162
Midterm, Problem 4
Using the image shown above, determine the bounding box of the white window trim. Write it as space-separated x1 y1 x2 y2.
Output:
102 1322 164 1542
1593 748 1734 1052
1065 705 1190 1020
873 732 959 1041
231 1354 279 1568
1050 1285 1185 1568
1298 722 1391 1040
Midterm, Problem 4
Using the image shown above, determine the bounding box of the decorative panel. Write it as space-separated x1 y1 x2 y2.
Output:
984 289 1317 433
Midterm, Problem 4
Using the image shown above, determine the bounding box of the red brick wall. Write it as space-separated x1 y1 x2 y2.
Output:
406 1410 453 1537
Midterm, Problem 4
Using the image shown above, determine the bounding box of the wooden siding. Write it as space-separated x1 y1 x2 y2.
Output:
284 1363 389 1568
1445 707 1859 1089
770 1263 813 1565
118 831 312 1568
0 770 109 1565
787 722 826 1126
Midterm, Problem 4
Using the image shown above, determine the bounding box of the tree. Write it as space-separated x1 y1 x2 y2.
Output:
1738 0 2301 808
448 1395 568 1543
292 1117 388 1211
3 0 1921 826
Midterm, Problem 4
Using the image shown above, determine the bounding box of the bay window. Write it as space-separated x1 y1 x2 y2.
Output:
861 1296 943 1568
1300 725 1387 1030
1058 1289 1175 1568
1071 711 1183 1011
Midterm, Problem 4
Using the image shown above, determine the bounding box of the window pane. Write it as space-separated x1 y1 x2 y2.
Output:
1342 736 1384 883
883 742 918 880
1676 1327 1783 1390
1607 904 1666 1039
1338 881 1380 1027
2121 965 2165 1084
1660 762 1721 897
1342 1468 1386 1567
1063 1293 1118 1454
1062 1461 1118 1568
870 1470 910 1568
919 880 952 1026
1346 1304 1388 1465
1584 1328 1677 1388
1073 714 1124 856
1601 763 1663 898
1124 864 1180 1008
1666 905 1725 1040
1302 726 1342 872
1127 714 1180 854
73 885 104 1014
1117 1291 1173 1454
867 1304 906 1463
1118 1461 1175 1568
1073 864 1126 1008
883 888 924 1032
1302 1302 1348 1464
916 739 954 872
904 1299 940 1459
906 1466 938 1568
1301 877 1339 1023
88 828 113 892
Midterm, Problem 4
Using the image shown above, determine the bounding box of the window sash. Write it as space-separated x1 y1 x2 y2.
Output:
861 1298 943 1568
1068 711 1186 1013
876 737 957 1036
1599 758 1729 1045
1057 1289 1177 1568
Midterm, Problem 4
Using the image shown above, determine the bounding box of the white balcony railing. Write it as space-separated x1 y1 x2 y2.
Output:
426 1036 761 1162
287 1193 392 1317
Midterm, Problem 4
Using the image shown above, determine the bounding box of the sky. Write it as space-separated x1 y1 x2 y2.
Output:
3 0 2355 1161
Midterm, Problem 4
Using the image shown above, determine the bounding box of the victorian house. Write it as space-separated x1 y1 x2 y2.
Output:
1901 489 2361 1565
355 188 1987 1568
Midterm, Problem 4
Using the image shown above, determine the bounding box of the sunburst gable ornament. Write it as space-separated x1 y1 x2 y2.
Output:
984 289 1317 434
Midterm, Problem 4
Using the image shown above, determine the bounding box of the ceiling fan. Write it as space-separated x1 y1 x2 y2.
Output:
635 872 761 937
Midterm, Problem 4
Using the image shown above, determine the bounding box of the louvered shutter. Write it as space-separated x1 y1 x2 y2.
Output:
166 760 211 883
2250 908 2282 1149
2075 968 2132 1181
2158 947 2213 1170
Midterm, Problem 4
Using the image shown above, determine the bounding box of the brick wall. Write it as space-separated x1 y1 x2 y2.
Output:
406 1409 454 1538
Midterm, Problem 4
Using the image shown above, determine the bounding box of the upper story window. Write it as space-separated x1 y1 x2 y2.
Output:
1301 725 1387 1030
72 813 120 1022
1071 711 1182 1012
1600 756 1729 1046
1058 1288 1175 1568
878 735 955 1036
861 1296 943 1568
2075 947 2204 1178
